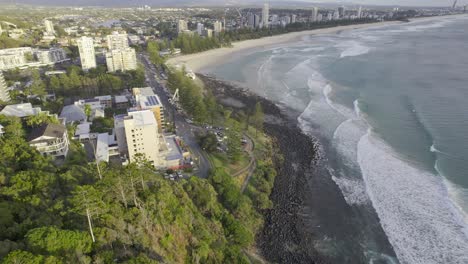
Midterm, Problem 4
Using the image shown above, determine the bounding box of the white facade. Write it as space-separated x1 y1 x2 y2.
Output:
77 36 97 70
35 48 67 64
123 110 161 166
197 23 204 35
213 21 223 33
0 47 32 70
177 20 188 33
0 72 11 102
106 48 137 72
262 3 269 28
311 7 319 22
107 31 129 50
44 20 55 34
357 6 362 18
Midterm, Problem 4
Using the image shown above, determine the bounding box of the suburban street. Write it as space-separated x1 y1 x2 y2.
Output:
138 53 212 178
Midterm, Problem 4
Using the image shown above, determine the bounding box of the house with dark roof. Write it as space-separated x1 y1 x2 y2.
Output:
27 123 69 159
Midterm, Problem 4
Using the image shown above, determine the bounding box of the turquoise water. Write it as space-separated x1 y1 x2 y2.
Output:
203 16 468 264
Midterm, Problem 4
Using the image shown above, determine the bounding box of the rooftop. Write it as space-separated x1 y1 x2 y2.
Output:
60 104 86 123
138 94 162 108
0 103 42 118
96 133 109 163
27 123 66 142
114 95 129 103
132 87 154 96
127 110 157 126
165 135 184 161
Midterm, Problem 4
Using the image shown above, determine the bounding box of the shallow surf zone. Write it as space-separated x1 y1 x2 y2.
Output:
357 131 468 264
294 47 468 263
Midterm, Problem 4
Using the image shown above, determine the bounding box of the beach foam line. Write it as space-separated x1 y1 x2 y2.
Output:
358 130 468 264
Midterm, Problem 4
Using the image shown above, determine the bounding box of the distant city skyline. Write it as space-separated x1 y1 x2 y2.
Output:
0 0 463 7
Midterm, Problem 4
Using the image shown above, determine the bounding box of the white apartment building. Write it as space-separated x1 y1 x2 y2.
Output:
105 48 137 72
213 21 223 33
122 110 161 166
197 23 204 35
35 48 68 64
0 47 32 70
262 3 270 28
107 31 129 50
44 20 55 34
311 7 319 22
177 20 188 33
0 72 11 102
77 36 97 70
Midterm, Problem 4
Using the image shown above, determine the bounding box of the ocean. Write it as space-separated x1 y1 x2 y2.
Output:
202 15 468 264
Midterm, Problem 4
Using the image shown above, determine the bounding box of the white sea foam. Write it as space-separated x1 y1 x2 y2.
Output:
331 174 369 205
358 131 468 264
336 40 371 58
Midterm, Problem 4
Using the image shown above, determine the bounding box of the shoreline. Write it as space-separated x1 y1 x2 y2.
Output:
198 74 327 263
197 74 393 263
167 21 403 72
167 15 467 73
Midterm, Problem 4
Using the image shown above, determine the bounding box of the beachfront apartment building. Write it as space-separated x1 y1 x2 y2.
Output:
132 87 165 132
105 48 137 72
0 72 11 102
262 3 270 27
77 36 97 70
311 7 319 22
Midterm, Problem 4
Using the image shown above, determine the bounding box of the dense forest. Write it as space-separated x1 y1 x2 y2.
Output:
0 112 276 263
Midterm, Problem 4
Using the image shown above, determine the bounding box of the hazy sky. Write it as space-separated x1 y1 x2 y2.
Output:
0 0 460 7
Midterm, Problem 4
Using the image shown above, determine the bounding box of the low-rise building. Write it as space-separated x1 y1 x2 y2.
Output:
0 103 43 118
60 104 87 124
94 95 112 108
27 123 69 159
114 95 129 109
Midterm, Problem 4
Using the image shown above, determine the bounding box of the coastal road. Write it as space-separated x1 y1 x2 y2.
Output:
138 53 211 178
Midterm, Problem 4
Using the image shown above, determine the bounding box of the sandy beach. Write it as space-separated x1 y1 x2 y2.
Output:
167 20 403 72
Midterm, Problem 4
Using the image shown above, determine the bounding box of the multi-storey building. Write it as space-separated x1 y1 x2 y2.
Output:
120 110 161 166
107 31 129 50
177 20 188 33
28 123 69 159
44 20 55 34
311 7 319 22
262 3 270 27
132 87 165 131
0 47 32 70
35 48 68 64
77 36 97 70
196 23 204 35
213 21 223 33
0 72 11 102
105 48 137 72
